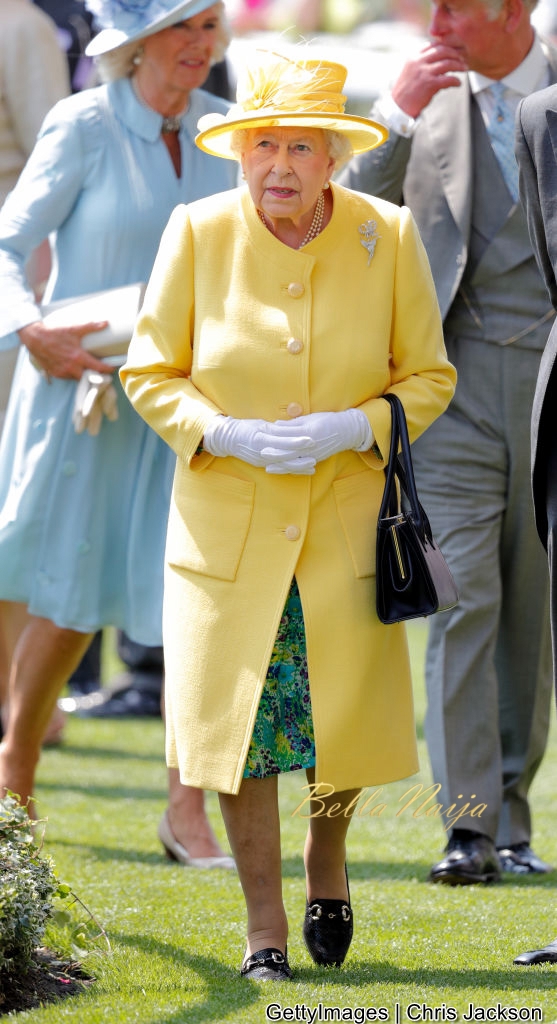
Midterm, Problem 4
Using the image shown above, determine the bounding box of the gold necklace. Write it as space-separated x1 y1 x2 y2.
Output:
258 190 326 249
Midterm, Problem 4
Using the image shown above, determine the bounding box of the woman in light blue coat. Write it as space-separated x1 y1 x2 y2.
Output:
0 0 237 864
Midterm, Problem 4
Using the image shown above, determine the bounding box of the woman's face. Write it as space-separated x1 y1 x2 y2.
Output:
140 4 222 99
241 127 335 227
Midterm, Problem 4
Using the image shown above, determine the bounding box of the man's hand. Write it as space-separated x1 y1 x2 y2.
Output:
392 43 468 119
19 320 115 380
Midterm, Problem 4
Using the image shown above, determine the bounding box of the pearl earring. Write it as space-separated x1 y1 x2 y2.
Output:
323 181 330 189
132 46 144 66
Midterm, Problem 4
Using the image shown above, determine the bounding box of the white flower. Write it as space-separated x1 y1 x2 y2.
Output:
358 220 380 265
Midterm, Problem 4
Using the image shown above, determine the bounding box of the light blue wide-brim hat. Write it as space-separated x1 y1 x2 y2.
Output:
85 0 219 56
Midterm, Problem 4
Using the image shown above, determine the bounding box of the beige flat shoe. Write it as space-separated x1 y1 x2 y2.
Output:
157 810 236 870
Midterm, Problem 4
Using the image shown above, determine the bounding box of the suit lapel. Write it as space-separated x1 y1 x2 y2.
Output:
423 74 472 238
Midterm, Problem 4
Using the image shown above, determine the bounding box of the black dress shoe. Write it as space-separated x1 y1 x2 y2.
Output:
303 895 353 967
429 833 501 885
514 939 557 966
497 843 553 875
240 947 292 981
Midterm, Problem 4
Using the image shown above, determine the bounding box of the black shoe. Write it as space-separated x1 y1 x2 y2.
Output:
61 681 161 718
303 877 353 968
429 833 501 885
240 947 292 981
514 939 557 966
497 843 553 875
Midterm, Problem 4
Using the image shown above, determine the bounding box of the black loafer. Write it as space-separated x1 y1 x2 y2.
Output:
240 947 292 981
429 834 501 885
514 940 557 966
303 897 353 967
497 843 553 875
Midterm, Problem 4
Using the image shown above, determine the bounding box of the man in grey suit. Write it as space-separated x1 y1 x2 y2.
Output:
340 0 556 885
511 82 557 964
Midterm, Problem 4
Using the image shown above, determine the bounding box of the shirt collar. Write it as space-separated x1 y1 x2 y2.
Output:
468 32 547 97
108 76 211 144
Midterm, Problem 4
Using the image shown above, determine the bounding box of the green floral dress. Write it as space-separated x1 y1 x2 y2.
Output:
243 577 316 778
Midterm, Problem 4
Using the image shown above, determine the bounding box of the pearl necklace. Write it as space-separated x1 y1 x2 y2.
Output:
258 189 325 249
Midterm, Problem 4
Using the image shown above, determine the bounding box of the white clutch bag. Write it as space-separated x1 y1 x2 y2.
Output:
41 282 147 364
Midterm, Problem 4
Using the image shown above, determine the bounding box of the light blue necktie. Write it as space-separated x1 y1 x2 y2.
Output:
486 81 519 203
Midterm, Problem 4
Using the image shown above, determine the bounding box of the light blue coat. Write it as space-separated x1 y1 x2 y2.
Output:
0 76 237 642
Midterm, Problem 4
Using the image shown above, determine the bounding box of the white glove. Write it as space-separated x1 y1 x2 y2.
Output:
270 409 373 466
263 455 317 475
72 370 118 436
203 415 316 471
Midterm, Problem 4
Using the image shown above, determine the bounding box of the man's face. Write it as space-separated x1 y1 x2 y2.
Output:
429 0 512 75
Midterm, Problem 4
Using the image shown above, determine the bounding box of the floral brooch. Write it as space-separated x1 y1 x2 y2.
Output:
359 220 380 265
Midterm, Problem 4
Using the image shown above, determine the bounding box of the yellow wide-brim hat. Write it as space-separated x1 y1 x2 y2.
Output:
195 50 388 159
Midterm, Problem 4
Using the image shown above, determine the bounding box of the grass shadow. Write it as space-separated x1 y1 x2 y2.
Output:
294 959 557 993
49 837 165 865
37 781 167 802
108 931 261 1023
280 855 557 886
100 931 557 1024
44 743 164 763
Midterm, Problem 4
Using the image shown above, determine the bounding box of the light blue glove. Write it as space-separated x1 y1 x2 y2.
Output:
268 409 373 469
203 415 316 472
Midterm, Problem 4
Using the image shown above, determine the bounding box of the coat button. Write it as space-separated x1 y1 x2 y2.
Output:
287 337 303 354
286 402 303 417
287 282 304 298
284 525 301 541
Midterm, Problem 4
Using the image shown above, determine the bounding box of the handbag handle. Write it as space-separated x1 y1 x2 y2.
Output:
379 393 432 541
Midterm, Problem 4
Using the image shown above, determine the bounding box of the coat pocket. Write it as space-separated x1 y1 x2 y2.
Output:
166 469 255 581
333 470 380 578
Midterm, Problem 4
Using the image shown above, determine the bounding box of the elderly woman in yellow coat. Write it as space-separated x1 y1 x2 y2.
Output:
121 51 456 981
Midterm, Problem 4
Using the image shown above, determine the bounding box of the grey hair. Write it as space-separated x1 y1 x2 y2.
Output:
96 1 230 83
230 127 354 171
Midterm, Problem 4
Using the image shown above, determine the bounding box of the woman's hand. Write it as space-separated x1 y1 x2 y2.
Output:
203 411 372 473
18 320 115 381
203 415 316 472
268 410 373 469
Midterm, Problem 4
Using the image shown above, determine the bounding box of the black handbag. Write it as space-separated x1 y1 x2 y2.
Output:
376 393 459 624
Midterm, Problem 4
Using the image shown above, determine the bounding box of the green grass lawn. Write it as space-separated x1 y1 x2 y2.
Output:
15 622 557 1022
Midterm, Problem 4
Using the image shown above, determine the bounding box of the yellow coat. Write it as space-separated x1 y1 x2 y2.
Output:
121 182 456 794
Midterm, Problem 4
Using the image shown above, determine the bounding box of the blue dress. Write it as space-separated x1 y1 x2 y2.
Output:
0 77 237 643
